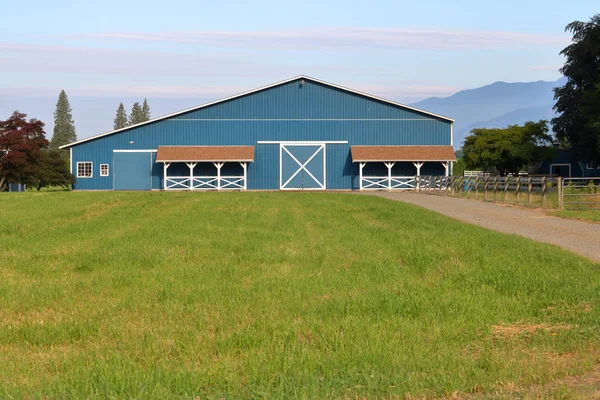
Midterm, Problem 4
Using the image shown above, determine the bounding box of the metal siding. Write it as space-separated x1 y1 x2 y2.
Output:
114 152 153 190
71 78 452 190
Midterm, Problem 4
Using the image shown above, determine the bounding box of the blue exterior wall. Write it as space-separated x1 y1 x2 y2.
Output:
70 78 453 190
539 149 600 178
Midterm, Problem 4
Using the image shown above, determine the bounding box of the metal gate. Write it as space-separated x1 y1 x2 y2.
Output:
280 143 325 190
562 177 600 210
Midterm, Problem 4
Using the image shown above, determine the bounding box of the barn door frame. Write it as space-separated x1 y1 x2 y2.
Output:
279 143 326 190
256 141 348 191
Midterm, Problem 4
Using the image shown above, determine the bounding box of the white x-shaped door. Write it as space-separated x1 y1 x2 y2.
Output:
280 144 326 190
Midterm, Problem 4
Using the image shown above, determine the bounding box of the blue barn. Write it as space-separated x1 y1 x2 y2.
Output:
61 76 456 191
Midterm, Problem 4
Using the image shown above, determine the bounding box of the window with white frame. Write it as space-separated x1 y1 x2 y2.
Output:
100 164 109 176
587 161 599 170
77 162 93 178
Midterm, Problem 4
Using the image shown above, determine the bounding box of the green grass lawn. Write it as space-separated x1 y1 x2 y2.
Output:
550 210 600 223
1 192 599 399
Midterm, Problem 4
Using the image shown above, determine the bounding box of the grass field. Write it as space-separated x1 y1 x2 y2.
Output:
550 210 600 223
1 192 599 398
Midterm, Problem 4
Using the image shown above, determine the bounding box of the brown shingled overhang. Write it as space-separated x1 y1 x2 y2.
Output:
156 146 254 162
351 146 456 162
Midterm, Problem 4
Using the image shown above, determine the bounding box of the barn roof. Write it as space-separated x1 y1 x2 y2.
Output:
60 75 454 149
155 146 254 162
351 146 456 162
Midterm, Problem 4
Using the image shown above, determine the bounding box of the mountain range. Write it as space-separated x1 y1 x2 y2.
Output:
0 77 565 148
410 77 566 146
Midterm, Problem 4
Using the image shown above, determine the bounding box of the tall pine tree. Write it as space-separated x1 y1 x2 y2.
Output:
129 102 143 125
553 14 600 163
114 103 128 130
50 90 77 152
141 99 151 122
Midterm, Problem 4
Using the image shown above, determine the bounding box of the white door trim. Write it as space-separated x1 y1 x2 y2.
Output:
550 163 572 177
280 143 326 190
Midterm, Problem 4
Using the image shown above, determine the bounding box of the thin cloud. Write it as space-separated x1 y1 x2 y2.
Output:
92 27 570 51
1 83 459 102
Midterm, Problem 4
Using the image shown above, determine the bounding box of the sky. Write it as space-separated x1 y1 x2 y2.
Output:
0 0 598 137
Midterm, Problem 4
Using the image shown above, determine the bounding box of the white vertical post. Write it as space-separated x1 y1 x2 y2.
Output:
413 162 423 191
359 162 365 191
163 163 170 190
442 162 449 177
385 162 395 191
214 162 223 191
187 162 197 191
240 162 247 191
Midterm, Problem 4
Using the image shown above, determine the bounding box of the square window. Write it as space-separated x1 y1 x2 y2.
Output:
100 164 109 176
587 161 599 170
77 162 93 178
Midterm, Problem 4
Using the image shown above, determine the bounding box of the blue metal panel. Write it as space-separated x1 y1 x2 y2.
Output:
113 152 153 190
70 78 453 190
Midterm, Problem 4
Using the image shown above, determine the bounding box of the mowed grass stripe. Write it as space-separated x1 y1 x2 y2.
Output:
0 192 598 399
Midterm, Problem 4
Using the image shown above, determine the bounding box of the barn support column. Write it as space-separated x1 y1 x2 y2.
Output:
186 162 197 191
384 162 395 191
413 162 423 190
240 162 247 191
359 162 366 191
441 162 449 177
213 162 224 191
163 163 170 190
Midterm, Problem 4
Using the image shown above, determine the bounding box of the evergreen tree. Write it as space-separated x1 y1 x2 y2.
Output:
141 99 151 122
113 103 128 130
553 14 600 163
50 90 77 151
129 102 143 125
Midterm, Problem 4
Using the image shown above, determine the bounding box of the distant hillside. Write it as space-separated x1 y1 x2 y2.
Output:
410 77 565 146
458 105 557 139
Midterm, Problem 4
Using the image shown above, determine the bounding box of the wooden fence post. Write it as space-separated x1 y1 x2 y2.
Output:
541 176 547 208
558 176 563 209
493 177 498 202
504 176 510 203
466 177 472 199
475 177 480 200
528 177 533 207
515 177 520 205
482 177 487 201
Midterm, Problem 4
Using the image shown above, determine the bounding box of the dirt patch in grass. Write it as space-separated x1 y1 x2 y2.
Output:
491 323 573 339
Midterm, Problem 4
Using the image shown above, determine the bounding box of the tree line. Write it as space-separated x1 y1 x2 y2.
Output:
461 14 600 176
114 99 151 130
1 89 153 190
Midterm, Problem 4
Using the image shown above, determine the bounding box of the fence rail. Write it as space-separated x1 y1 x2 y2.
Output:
562 177 600 210
417 176 560 209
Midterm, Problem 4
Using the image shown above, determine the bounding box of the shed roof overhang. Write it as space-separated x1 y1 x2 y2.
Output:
351 146 457 162
155 146 255 163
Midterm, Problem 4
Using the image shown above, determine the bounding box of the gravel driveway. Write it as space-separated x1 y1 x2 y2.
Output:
371 192 600 263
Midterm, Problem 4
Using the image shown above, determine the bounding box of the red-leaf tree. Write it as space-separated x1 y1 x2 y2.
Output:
0 111 49 190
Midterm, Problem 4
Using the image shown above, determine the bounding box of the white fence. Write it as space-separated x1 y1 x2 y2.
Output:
165 175 246 190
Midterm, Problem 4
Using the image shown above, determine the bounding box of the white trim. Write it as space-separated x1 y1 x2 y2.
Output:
451 123 454 147
60 75 453 149
550 163 572 177
69 148 73 174
280 143 326 190
100 164 109 177
76 162 93 178
258 140 348 145
353 159 455 162
113 149 158 153
157 159 254 163
586 161 599 170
